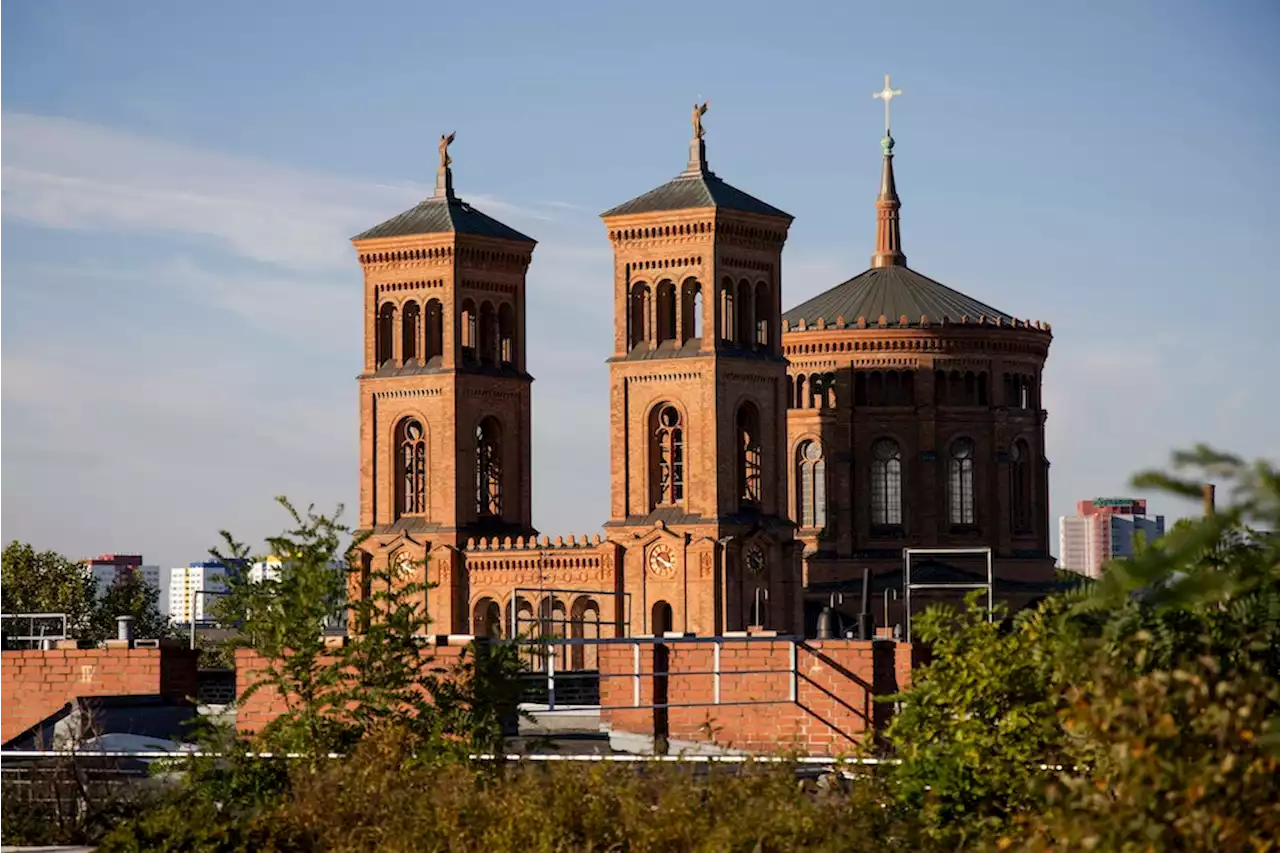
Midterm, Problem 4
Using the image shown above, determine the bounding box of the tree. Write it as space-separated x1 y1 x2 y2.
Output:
91 571 172 644
1 542 170 647
3 541 100 645
212 497 526 758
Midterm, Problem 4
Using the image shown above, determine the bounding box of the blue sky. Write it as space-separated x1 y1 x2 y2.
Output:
3 0 1278 583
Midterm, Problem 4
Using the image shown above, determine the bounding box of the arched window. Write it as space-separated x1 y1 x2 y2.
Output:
656 281 677 345
949 438 976 526
476 417 502 518
1010 439 1032 534
478 302 497 365
754 282 770 350
795 374 807 409
571 596 601 671
738 403 762 505
720 278 735 343
796 440 826 529
651 404 684 507
473 597 502 638
424 299 444 363
396 418 427 518
460 299 477 364
651 600 673 635
736 279 754 347
401 301 420 365
377 303 396 366
498 303 515 367
871 438 903 527
629 283 651 350
680 279 702 344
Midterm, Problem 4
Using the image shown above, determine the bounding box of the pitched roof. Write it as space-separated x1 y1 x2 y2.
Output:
601 167 791 220
353 194 534 243
782 264 1014 329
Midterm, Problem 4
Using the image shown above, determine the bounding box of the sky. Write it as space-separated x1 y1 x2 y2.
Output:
3 0 1279 596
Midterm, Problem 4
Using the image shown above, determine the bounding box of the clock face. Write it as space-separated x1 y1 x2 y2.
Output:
744 545 766 575
647 544 676 578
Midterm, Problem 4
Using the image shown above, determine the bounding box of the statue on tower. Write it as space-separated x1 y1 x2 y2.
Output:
438 131 456 170
692 102 709 139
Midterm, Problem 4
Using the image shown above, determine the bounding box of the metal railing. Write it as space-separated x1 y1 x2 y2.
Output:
503 634 800 714
1 612 69 649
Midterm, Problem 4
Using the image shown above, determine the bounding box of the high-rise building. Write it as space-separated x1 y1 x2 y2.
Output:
1058 498 1166 578
168 561 233 625
84 554 161 599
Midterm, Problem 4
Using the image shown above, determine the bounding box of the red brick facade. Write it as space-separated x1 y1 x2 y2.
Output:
347 119 1055 647
1 643 198 745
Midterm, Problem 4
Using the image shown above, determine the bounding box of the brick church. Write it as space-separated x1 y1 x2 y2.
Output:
347 97 1056 648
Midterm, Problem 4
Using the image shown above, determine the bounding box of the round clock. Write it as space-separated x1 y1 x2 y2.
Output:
647 544 676 578
395 552 416 579
744 545 766 575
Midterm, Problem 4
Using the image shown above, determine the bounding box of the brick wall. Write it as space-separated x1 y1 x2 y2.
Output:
234 637 473 735
1 643 199 746
599 638 914 755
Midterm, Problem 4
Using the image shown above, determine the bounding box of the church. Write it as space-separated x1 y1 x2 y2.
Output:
347 89 1056 648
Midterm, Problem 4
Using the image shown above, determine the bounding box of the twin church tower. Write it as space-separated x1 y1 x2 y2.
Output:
348 89 1056 641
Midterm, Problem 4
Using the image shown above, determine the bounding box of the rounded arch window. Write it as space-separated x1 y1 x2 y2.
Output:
796 440 826 529
949 438 976 526
396 418 427 518
652 404 685 507
870 438 903 527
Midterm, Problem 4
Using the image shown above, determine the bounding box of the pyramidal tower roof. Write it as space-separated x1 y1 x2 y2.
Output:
601 104 792 220
354 132 534 243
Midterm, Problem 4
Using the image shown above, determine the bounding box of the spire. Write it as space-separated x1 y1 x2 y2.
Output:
870 133 906 268
685 101 710 174
870 76 906 269
434 131 457 201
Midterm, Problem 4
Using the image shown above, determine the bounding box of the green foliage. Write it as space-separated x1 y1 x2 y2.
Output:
1 540 170 646
211 497 527 758
884 593 1063 842
212 498 354 754
1010 653 1280 851
91 570 172 643
2 540 99 641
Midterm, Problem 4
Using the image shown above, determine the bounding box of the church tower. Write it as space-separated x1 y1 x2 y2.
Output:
350 134 537 631
601 106 803 635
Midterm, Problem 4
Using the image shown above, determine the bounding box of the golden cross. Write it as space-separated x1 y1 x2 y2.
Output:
872 74 903 134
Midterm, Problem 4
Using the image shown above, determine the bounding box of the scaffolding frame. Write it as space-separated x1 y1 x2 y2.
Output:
902 547 993 643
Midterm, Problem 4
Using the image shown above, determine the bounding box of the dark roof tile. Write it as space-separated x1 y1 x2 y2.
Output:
602 168 791 220
353 195 534 243
782 265 1014 329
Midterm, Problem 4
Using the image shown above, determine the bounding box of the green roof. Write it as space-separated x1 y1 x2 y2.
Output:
782 264 1015 328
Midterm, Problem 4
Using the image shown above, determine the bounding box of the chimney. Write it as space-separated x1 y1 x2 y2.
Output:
1202 483 1216 517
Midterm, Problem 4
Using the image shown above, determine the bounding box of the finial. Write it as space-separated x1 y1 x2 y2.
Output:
434 131 456 200
687 100 710 173
872 74 902 136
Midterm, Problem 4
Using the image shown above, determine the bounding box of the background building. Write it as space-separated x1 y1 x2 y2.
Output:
168 561 233 625
1058 498 1165 578
84 553 161 599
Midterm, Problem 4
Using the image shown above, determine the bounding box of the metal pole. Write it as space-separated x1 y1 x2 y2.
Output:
903 550 912 643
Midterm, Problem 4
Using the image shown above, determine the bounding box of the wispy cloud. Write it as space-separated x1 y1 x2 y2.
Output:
1 113 566 272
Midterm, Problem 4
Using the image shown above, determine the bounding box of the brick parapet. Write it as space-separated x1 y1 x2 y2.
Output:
1 646 199 746
598 637 914 756
233 636 476 735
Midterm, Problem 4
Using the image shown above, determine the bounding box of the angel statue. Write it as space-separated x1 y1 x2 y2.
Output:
438 131 456 169
692 102 709 139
